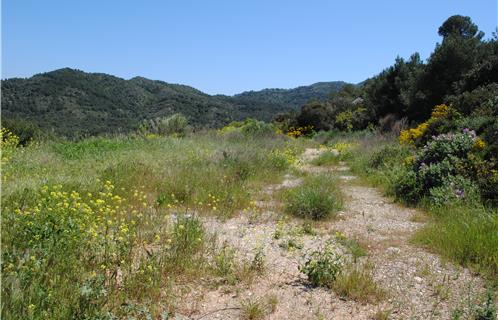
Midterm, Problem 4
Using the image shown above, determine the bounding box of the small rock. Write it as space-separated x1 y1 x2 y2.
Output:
414 276 423 283
387 247 401 255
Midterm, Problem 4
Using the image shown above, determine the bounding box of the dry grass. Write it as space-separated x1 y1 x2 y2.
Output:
333 262 386 304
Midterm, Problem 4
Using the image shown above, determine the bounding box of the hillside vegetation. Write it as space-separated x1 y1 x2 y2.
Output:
1 68 345 138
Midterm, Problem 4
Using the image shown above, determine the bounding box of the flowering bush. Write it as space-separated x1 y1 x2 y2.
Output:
399 104 460 146
394 129 493 205
332 141 356 155
2 181 161 318
428 175 481 207
1 128 21 166
286 125 314 138
415 129 476 166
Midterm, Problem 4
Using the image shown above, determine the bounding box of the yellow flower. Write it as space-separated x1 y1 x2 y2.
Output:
473 138 486 150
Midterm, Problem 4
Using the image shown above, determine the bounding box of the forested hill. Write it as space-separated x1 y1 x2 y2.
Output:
1 68 346 137
233 81 347 108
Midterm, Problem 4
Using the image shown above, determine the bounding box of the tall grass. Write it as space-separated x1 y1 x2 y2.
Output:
412 205 498 284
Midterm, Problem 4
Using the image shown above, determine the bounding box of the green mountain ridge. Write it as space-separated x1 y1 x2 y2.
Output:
1 68 347 137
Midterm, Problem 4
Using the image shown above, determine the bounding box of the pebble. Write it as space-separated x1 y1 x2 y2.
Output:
387 247 401 254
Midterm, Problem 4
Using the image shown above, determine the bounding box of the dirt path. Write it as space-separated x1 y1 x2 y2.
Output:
184 148 487 320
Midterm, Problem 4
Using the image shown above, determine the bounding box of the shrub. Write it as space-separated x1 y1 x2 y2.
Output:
393 129 493 204
300 245 343 287
399 104 460 146
393 170 423 204
414 130 475 166
1 128 21 166
139 113 189 136
268 148 297 171
1 118 41 146
1 182 153 319
219 119 278 138
240 119 276 137
335 107 369 132
428 175 481 207
283 174 343 220
368 144 412 169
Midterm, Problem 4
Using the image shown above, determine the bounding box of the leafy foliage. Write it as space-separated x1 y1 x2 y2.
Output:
300 244 343 287
2 68 345 138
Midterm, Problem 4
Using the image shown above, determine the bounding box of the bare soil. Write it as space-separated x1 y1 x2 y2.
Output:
180 148 489 320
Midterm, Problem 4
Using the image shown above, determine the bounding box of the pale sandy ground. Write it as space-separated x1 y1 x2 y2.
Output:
177 148 491 320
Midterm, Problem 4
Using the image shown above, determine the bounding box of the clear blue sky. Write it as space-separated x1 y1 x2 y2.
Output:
2 0 497 95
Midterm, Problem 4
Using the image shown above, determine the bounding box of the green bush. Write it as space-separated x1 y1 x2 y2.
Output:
393 170 423 205
300 245 343 287
139 113 189 136
283 174 343 220
240 119 276 137
414 131 475 166
428 175 481 207
393 129 494 205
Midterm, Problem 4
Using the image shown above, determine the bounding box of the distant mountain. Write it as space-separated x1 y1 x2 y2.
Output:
1 68 347 137
234 81 347 108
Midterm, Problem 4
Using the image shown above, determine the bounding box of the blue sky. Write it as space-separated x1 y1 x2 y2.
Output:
2 0 497 95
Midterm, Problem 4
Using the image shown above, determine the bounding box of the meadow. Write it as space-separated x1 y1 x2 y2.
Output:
2 117 497 319
1 127 311 319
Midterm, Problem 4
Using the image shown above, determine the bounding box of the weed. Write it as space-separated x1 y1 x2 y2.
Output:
300 244 343 287
335 232 368 263
240 298 266 320
266 294 278 313
473 289 497 320
373 309 391 320
239 294 278 320
283 173 343 220
301 220 317 235
332 262 385 303
250 246 266 272
214 244 238 285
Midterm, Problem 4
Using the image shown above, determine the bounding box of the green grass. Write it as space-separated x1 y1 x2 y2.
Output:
283 173 343 220
310 150 340 166
1 131 307 319
412 205 498 284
